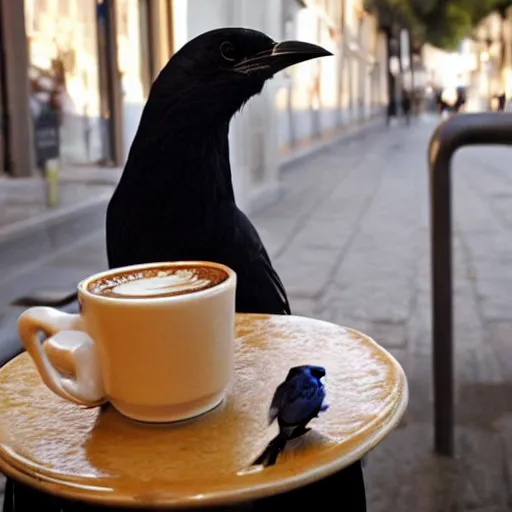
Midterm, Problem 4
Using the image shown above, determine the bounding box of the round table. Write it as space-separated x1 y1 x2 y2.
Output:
0 314 408 510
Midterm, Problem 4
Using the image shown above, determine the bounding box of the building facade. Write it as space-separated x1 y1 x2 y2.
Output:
0 0 388 214
440 7 512 113
472 9 512 109
1 0 174 178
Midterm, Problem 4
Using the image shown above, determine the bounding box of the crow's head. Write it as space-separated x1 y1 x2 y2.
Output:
151 27 332 122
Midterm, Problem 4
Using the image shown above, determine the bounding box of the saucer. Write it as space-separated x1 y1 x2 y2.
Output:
0 314 408 508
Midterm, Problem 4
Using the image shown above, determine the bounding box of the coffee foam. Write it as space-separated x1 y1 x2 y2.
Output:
87 265 229 299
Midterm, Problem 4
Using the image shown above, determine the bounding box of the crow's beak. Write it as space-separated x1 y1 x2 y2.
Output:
234 40 333 74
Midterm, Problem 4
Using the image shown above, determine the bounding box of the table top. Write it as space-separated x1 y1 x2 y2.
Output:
0 314 408 508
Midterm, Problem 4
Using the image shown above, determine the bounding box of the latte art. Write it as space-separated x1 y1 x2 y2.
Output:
88 265 229 299
112 271 211 297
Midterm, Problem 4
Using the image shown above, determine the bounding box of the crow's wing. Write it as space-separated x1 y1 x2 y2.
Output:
225 207 291 315
258 248 291 313
231 252 291 315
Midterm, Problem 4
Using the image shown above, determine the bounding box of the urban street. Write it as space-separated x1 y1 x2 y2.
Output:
1 115 512 510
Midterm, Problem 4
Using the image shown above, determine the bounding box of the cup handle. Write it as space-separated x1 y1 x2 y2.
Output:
18 306 106 407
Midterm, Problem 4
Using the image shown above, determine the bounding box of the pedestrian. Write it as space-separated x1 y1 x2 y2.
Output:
402 88 411 124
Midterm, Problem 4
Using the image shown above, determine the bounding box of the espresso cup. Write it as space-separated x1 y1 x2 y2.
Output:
17 261 236 423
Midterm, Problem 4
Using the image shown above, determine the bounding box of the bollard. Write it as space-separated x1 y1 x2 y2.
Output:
428 112 512 457
44 158 60 208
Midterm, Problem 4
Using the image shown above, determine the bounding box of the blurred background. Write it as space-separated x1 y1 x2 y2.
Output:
2 0 512 510
1 1 511 219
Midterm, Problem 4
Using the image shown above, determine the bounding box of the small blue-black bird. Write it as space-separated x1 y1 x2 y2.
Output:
253 365 329 467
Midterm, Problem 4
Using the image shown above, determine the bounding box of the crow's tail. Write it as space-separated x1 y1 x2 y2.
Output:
252 431 288 467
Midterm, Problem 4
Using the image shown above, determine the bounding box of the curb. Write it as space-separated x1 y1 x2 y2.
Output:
0 195 109 285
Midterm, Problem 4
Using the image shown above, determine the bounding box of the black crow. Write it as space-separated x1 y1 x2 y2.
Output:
106 28 331 314
106 29 367 510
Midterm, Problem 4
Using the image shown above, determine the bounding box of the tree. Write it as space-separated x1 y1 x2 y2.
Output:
365 0 512 50
423 2 472 50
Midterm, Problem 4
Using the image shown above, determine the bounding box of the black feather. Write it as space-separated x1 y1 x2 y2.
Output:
106 28 295 315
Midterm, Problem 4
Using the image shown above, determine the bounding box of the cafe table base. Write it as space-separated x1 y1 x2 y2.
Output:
5 463 366 512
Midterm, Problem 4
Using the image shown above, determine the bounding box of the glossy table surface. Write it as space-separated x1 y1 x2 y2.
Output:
0 314 408 508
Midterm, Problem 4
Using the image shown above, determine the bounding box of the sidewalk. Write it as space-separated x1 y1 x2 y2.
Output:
0 165 122 228
2 114 512 510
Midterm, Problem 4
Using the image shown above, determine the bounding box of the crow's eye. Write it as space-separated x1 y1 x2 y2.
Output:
219 41 236 62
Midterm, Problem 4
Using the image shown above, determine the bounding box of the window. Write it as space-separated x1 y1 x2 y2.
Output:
25 0 104 166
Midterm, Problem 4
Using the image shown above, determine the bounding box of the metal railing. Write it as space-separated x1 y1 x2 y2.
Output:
429 112 512 456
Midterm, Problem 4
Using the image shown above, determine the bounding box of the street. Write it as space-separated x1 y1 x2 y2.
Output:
2 115 512 510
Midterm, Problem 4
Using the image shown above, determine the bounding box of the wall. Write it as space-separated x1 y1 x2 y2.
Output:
117 0 147 163
476 9 512 100
172 0 387 213
176 0 284 214
278 0 386 155
503 8 512 99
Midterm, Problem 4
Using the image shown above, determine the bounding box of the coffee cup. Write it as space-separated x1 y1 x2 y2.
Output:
17 261 236 423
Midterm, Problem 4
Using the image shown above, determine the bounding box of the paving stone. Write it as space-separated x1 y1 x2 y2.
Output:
463 232 512 262
496 414 512 499
472 261 512 281
486 322 512 381
480 296 512 322
274 245 340 298
366 320 408 348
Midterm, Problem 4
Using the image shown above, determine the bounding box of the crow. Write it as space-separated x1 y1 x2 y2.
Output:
253 365 329 467
106 28 366 511
106 28 331 315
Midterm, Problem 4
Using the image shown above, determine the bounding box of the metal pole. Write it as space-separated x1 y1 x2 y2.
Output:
1 0 35 176
428 112 512 456
384 25 395 124
429 124 453 456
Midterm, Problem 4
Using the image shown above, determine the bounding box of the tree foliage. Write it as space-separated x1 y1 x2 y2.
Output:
365 0 512 50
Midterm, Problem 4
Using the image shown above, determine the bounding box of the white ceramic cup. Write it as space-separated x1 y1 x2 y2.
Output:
17 261 237 423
